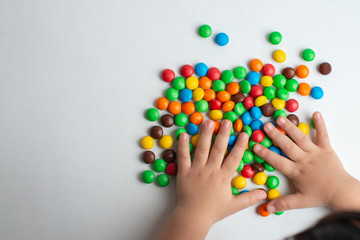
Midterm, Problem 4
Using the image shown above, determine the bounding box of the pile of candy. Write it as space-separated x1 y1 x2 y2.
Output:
139 28 332 217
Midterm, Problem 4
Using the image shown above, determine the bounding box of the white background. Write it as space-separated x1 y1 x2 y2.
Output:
1 0 360 239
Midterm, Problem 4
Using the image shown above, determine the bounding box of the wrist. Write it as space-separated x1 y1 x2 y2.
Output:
175 204 216 226
329 175 360 211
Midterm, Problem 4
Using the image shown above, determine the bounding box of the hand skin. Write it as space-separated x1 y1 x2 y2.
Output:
158 120 267 240
253 111 360 213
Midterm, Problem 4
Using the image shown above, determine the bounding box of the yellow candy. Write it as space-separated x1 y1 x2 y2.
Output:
298 122 310 135
224 148 228 157
141 136 154 149
260 76 273 87
209 110 223 121
232 176 247 189
267 189 281 200
186 76 199 90
273 50 286 63
253 172 267 185
159 135 173 149
272 97 285 110
192 88 204 101
255 96 268 107
191 134 201 147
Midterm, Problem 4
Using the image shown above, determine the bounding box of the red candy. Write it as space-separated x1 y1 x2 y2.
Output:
207 67 221 80
252 129 265 143
249 85 263 98
241 165 255 178
209 99 222 110
162 69 175 82
243 96 255 109
262 64 275 76
166 162 178 176
285 99 299 112
180 64 194 78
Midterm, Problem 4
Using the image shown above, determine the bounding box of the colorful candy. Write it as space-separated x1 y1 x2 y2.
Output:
232 176 247 189
272 50 286 63
215 32 229 46
153 159 167 172
141 136 154 149
302 48 315 62
159 135 173 149
268 31 282 45
310 86 324 100
198 25 212 38
157 174 170 187
253 172 267 185
142 170 155 184
195 63 209 77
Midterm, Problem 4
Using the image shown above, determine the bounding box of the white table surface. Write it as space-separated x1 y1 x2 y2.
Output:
1 0 360 239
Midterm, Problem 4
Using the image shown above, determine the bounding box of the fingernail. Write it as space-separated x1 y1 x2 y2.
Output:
267 205 276 213
180 133 188 140
265 123 274 130
253 144 261 152
223 120 231 128
240 132 248 140
314 112 321 119
206 120 214 128
277 116 286 124
259 190 267 199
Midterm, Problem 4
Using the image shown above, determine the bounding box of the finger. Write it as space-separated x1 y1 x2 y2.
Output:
232 189 267 212
192 120 215 168
177 133 191 174
207 120 232 168
276 116 314 151
222 132 249 173
266 193 306 213
253 144 296 177
263 122 303 160
313 111 331 148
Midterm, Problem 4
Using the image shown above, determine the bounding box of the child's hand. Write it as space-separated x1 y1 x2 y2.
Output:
253 111 360 213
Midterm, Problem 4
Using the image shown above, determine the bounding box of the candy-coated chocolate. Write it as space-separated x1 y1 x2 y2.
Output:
143 151 155 164
150 126 163 139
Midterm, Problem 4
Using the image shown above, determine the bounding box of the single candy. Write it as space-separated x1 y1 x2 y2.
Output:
311 118 315 129
243 96 255 109
254 153 265 163
195 63 209 77
186 76 199 90
287 114 299 126
143 151 155 164
168 101 182 115
273 74 287 88
196 100 209 113
207 67 221 80
222 101 235 112
175 113 188 127
150 126 163 139
228 135 237 147
166 162 178 176
224 111 237 123
242 111 253 125
146 108 160 121
161 114 174 127
250 119 264 131
252 129 265 143
246 71 261 85
217 91 231 102
192 88 204 101
282 67 296 79
268 31 282 45
250 106 262 120
267 189 281 200
234 119 243 132
259 203 270 217
153 159 167 172
273 50 286 63
175 128 187 140
260 76 273 87
296 65 309 78
173 76 186 90
162 69 175 82
156 97 170 110
248 139 257 151
232 187 240 195
233 66 247 79
261 103 275 117
266 176 280 189
319 62 332 75
163 149 176 163
285 79 299 92
276 88 289 100
182 102 195 115
273 109 287 121
272 97 286 110
221 70 234 84
234 102 246 115
141 136 154 149
249 59 263 72
215 32 229 46
263 86 276 100
262 64 275 76
179 88 193 102
232 93 246 103
226 82 240 95
285 99 299 112
142 170 155 184
252 162 265 172
209 110 223 121
186 123 198 135
198 24 212 38
240 80 251 93
311 86 324 100
212 80 226 92
209 100 222 110
157 174 170 187
249 85 263 98
275 211 284 216
191 134 201 146
159 135 173 149
242 150 254 164
232 176 247 189
264 161 276 172
253 172 267 185
302 48 315 62
260 136 272 148
190 112 204 125
241 165 255 178
298 83 311 96
255 96 267 107
181 64 194 78
298 122 310 135
237 160 245 171
243 125 252 137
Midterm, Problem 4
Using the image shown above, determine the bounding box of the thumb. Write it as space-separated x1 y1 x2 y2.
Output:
232 189 267 211
266 193 305 213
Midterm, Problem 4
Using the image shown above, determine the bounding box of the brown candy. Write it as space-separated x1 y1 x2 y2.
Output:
150 126 163 139
319 62 332 75
252 162 265 172
261 103 275 117
162 149 176 163
143 151 155 164
282 67 296 79
287 114 299 126
161 114 174 128
231 92 245 103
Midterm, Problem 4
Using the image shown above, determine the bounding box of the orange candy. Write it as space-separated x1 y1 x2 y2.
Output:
190 112 204 125
181 102 195 115
249 58 263 72
203 89 216 102
213 120 221 134
277 126 286 135
168 101 181 115
226 82 240 95
296 65 309 79
222 101 235 112
298 83 311 96
199 76 212 90
234 119 243 132
216 91 231 102
156 97 169 110
258 203 270 217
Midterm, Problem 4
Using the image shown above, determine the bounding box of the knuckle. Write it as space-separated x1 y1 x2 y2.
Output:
276 199 289 211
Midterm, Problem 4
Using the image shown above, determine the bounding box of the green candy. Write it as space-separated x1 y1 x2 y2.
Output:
273 74 287 88
254 154 265 163
196 100 209 113
264 162 276 172
266 176 280 189
233 66 247 79
146 108 160 121
248 139 257 151
175 113 188 127
221 70 234 84
268 31 282 45
175 128 187 140
189 142 194 153
212 80 226 92
273 109 287 121
198 24 212 38
285 79 299 92
260 136 272 148
243 125 252 137
172 77 186 90
263 86 276 100
311 118 315 129
242 150 254 164
232 187 240 195
302 48 315 61
274 211 284 215
157 174 170 187
237 160 244 171
230 127 235 135
234 103 246 116
224 111 237 123
240 80 251 93
142 170 155 184
153 159 166 172
277 88 289 100
166 88 179 101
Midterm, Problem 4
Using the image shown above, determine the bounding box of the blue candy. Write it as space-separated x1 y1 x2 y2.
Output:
269 145 281 154
228 135 237 147
241 111 253 125
250 106 262 120
215 33 229 46
179 88 192 102
310 86 324 100
195 62 208 77
250 119 264 131
239 190 249 194
186 123 198 135
246 71 260 85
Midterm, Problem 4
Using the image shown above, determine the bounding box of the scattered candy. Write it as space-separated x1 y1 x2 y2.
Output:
267 189 281 200
310 86 324 100
150 126 163 139
162 69 175 82
198 24 212 38
259 203 270 217
163 149 176 163
159 135 173 149
153 159 167 172
141 136 154 149
272 50 286 63
143 151 156 164
146 108 160 121
142 170 156 184
268 31 282 45
302 48 315 62
157 174 170 187
215 32 229 46
319 62 332 75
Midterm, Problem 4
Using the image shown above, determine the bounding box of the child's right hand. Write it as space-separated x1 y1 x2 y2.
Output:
253 111 360 213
